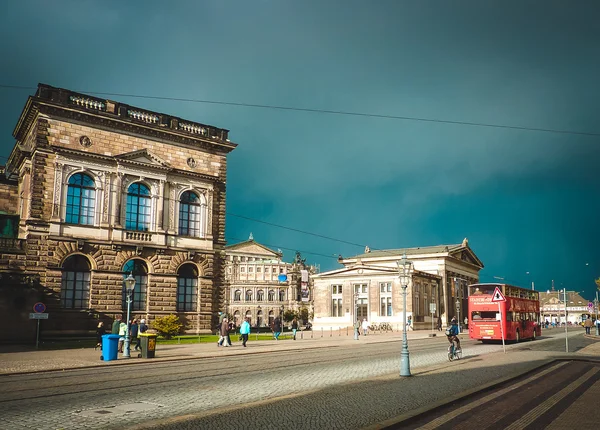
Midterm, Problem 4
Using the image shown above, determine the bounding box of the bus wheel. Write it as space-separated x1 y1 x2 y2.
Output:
515 330 520 343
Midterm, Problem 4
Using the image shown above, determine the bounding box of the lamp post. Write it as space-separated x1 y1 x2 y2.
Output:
353 292 359 340
397 253 414 377
123 273 136 358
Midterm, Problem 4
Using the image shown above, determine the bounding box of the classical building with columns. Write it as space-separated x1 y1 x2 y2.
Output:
0 83 236 341
312 239 483 330
224 235 316 328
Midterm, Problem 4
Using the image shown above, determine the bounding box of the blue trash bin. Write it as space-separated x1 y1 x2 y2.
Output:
101 334 120 361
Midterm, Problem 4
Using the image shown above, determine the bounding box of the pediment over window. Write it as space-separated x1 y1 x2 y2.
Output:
116 149 170 167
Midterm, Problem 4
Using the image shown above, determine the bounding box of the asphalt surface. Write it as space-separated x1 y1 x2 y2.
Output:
0 330 597 429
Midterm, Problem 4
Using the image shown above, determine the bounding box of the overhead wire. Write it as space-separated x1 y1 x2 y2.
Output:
1 84 599 137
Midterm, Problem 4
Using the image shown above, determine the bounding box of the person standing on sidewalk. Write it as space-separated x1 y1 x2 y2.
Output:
111 316 121 334
240 317 250 347
436 316 442 332
95 321 105 350
130 319 139 351
584 317 593 335
118 319 127 353
218 317 229 347
362 318 369 336
291 317 299 340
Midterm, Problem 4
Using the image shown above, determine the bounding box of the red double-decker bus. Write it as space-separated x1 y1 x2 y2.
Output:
468 283 542 342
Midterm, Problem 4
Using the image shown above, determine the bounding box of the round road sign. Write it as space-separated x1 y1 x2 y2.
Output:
33 302 46 313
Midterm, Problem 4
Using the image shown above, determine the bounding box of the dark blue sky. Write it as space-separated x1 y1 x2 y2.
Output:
1 1 599 299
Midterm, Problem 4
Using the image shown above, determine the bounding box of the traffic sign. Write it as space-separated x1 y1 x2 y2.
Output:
588 302 594 311
33 302 46 313
29 313 49 319
429 303 436 313
491 287 506 302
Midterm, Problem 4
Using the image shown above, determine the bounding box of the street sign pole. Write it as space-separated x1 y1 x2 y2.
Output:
498 302 506 354
491 287 506 354
36 319 40 349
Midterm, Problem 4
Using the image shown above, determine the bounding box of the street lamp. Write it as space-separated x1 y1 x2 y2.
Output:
123 273 136 358
397 253 414 377
353 292 359 340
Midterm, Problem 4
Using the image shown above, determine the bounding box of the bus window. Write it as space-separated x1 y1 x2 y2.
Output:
469 284 497 295
472 311 496 320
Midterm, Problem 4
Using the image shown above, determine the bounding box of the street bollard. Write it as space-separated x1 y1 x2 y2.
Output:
301 330 303 340
330 327 332 337
347 326 349 336
321 327 323 338
339 327 341 336
596 324 599 336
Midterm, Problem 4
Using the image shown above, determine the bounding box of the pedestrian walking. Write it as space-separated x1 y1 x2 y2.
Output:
436 316 442 332
584 317 593 335
111 315 121 334
227 320 235 346
273 316 282 341
291 317 299 340
362 318 369 336
218 317 229 347
240 317 251 347
407 315 413 331
95 321 105 350
354 319 361 338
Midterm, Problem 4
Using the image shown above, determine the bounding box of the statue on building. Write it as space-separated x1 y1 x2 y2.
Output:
462 237 469 247
364 245 370 253
294 251 306 267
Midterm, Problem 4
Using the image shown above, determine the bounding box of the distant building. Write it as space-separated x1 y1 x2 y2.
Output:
224 235 316 328
540 290 592 325
312 239 483 330
0 84 236 341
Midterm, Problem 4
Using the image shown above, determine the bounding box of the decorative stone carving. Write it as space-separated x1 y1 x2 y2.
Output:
79 136 92 147
187 157 197 168
103 173 111 223
53 163 63 217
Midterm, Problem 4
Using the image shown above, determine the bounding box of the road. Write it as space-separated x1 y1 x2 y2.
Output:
0 332 594 430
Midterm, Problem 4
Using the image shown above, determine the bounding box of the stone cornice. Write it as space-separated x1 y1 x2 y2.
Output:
13 84 237 156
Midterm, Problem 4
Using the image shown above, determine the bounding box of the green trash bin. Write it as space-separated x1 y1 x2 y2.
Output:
139 333 158 358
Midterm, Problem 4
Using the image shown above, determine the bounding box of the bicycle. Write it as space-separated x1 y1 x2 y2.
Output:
447 338 462 361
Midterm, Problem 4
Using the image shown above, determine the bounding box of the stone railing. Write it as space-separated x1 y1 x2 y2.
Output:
0 237 26 253
127 110 160 124
69 95 106 111
125 231 153 242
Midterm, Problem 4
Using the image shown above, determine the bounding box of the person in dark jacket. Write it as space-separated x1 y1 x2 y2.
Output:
218 318 230 347
130 319 139 351
273 317 282 341
291 318 299 340
95 321 106 350
111 316 121 334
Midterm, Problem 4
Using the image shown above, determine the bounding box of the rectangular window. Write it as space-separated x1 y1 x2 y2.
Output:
256 267 262 273
248 267 254 273
331 285 343 317
61 271 90 308
177 277 198 312
240 267 245 273
379 282 392 317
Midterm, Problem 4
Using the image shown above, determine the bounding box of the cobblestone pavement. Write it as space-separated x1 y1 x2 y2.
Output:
0 330 597 430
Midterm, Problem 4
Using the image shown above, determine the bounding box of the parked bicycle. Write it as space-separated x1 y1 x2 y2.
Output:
447 338 462 361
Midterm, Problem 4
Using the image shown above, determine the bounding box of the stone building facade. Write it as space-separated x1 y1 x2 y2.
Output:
224 235 315 328
312 239 483 330
0 84 236 341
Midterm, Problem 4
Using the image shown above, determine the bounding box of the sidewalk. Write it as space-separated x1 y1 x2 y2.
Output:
1 330 598 376
0 330 438 375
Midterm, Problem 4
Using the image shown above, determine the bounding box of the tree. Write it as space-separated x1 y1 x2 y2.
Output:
283 309 297 323
298 306 310 323
152 315 183 339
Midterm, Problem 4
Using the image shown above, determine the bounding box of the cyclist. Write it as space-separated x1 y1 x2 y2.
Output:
446 317 461 352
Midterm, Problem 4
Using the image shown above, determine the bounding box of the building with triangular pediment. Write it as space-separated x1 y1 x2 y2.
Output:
312 239 484 330
0 84 236 340
224 235 316 328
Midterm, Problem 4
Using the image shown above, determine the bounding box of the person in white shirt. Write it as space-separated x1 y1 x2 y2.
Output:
362 319 369 336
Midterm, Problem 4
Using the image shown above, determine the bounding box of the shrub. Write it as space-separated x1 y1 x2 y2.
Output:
152 315 183 339
282 309 297 323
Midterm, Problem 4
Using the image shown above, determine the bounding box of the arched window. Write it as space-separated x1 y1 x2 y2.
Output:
257 310 263 327
257 289 264 301
177 264 198 312
61 255 91 308
268 290 275 301
234 290 241 301
245 290 252 301
126 183 151 231
66 173 96 225
268 310 274 328
279 289 285 301
122 259 148 312
234 310 241 325
245 310 252 325
179 191 205 237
